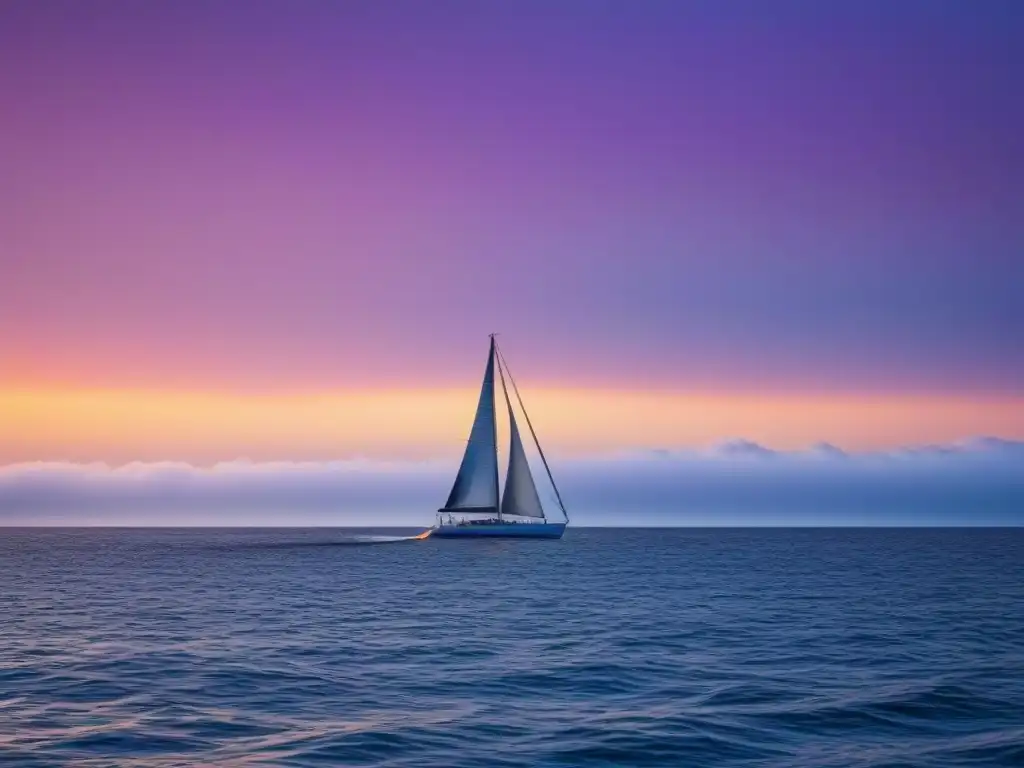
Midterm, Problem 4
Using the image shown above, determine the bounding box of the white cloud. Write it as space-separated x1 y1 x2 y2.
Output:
711 438 778 458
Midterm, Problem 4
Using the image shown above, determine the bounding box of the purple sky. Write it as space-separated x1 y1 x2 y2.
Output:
2 0 1022 392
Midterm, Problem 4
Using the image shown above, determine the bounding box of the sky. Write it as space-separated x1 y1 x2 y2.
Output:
1 2 1022 523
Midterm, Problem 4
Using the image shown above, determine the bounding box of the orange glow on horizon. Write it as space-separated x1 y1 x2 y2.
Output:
2 387 1022 465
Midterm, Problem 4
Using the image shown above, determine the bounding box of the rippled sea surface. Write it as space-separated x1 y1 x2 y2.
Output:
2 528 1023 767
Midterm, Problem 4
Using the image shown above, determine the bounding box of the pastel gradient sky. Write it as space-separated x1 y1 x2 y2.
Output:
2 1 1023 464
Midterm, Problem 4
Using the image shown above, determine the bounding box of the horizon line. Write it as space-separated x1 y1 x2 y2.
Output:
2 524 1022 530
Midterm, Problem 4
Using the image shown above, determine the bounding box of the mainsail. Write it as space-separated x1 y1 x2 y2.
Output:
440 338 499 512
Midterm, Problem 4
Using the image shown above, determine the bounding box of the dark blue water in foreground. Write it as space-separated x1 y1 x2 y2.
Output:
2 528 1023 767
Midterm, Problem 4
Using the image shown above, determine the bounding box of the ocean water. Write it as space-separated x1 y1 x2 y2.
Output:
2 528 1023 767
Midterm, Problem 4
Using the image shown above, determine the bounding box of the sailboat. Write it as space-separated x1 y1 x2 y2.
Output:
428 335 569 539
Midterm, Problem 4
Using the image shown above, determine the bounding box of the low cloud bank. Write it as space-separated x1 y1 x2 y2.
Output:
1 437 1021 526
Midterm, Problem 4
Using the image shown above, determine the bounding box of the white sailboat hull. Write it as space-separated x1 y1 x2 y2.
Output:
429 521 566 539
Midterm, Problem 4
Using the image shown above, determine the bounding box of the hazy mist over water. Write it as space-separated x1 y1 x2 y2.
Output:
3 527 1023 767
2 437 1021 526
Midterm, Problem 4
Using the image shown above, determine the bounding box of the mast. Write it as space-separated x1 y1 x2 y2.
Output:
489 334 501 523
494 341 569 524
